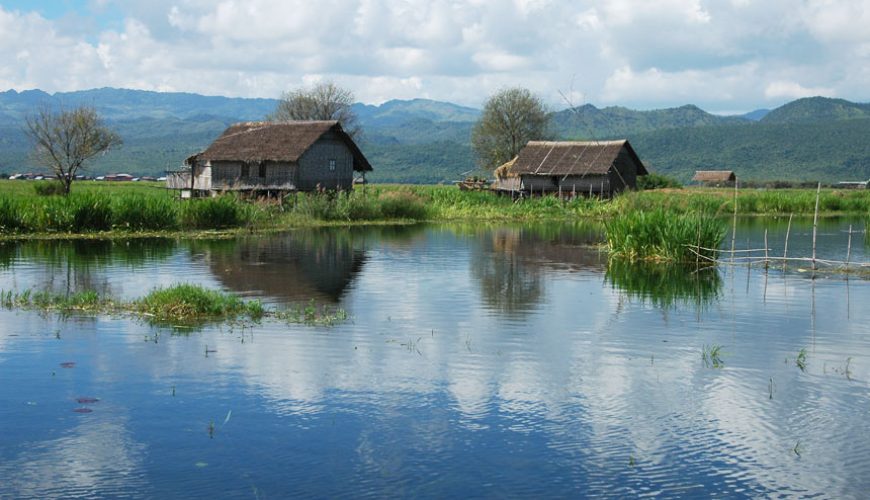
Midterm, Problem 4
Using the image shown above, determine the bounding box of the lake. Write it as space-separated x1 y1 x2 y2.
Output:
0 218 868 498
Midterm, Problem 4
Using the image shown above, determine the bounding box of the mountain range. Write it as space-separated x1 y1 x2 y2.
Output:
1 88 869 183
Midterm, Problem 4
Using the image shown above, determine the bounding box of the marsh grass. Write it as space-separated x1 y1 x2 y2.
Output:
796 348 808 372
273 299 349 326
1 284 348 327
135 284 264 322
702 344 725 368
605 209 727 262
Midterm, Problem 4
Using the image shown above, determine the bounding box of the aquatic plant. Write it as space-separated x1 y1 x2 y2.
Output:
796 348 808 372
135 284 264 322
702 344 725 368
605 209 727 262
273 299 349 326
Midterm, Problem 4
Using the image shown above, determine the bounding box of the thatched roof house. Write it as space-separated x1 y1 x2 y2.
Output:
692 170 736 186
493 140 648 197
168 121 371 196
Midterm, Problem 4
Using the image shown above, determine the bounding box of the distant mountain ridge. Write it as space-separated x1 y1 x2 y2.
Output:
0 88 869 183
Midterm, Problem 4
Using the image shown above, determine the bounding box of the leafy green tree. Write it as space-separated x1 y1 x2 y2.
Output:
471 87 549 170
270 81 361 139
24 105 122 195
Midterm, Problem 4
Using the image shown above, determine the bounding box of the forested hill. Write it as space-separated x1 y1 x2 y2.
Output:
0 88 869 183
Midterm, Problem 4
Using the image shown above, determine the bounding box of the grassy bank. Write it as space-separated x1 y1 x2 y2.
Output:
0 284 348 326
2 181 869 239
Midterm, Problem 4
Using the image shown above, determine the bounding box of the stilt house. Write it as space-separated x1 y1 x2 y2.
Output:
692 170 736 187
492 140 648 197
167 121 372 197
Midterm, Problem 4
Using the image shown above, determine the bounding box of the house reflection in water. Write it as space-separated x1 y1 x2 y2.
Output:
471 223 607 316
199 229 369 305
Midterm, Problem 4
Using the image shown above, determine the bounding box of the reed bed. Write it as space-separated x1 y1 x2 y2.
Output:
0 191 261 234
605 209 727 262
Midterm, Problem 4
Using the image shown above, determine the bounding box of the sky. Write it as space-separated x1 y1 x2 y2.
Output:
1 0 869 112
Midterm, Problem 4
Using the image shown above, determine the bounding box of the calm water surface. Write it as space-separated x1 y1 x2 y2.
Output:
0 219 869 498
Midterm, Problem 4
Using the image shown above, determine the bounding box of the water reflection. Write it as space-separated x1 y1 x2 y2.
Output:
606 260 722 308
195 230 367 303
470 223 605 315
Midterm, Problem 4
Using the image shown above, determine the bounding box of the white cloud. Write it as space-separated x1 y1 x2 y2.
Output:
2 1 870 110
764 80 835 99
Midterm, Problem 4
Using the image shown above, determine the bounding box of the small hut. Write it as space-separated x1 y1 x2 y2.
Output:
692 170 736 187
491 140 648 197
168 121 372 197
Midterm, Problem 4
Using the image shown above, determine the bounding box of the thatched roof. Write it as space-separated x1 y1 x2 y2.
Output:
190 121 372 171
692 170 735 182
509 140 648 177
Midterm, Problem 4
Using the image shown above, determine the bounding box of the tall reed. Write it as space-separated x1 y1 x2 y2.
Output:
605 209 726 262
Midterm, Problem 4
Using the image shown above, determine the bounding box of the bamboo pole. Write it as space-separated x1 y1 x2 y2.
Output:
846 224 853 269
812 182 821 271
783 213 793 272
730 180 739 264
764 229 769 271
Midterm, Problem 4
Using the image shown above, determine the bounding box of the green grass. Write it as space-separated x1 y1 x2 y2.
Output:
2 181 869 239
702 344 725 368
605 209 727 262
134 284 265 322
1 284 349 327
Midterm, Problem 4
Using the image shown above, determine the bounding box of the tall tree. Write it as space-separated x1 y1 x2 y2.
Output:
471 87 549 170
24 105 122 195
270 81 361 139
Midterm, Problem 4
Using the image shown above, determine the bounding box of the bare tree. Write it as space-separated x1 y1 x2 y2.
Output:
270 81 361 139
24 105 122 195
471 87 549 170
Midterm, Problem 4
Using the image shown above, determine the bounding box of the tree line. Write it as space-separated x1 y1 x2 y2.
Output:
22 81 550 194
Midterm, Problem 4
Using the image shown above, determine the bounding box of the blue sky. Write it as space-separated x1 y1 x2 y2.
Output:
2 1 869 112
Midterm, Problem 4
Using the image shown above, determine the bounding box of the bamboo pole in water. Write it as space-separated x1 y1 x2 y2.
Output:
783 213 793 272
812 182 821 271
846 224 853 269
764 229 769 271
730 180 738 264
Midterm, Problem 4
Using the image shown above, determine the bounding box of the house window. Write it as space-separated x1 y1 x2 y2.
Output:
241 164 249 177
329 159 336 171
259 163 266 178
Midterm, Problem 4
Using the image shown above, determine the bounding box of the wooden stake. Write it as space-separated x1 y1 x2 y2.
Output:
783 213 793 272
846 224 853 269
764 229 769 271
812 182 821 271
730 180 738 264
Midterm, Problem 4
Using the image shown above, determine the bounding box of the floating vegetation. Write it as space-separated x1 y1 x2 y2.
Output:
796 348 808 372
1 285 349 328
702 344 725 368
605 209 726 262
272 299 349 327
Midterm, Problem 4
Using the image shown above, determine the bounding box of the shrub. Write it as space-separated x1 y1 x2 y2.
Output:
637 173 682 190
33 181 67 196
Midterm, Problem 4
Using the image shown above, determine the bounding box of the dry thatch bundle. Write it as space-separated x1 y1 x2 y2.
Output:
494 157 518 179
